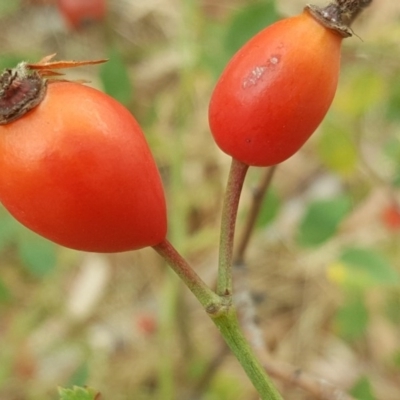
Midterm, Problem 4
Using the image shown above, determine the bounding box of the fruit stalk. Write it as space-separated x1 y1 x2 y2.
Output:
217 158 249 296
153 239 221 310
154 239 283 400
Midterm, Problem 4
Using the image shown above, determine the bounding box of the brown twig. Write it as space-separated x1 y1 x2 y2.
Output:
217 158 249 297
235 166 277 265
232 262 356 400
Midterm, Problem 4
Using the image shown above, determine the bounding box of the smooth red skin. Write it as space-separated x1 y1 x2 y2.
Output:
0 82 167 253
57 0 106 28
209 11 343 167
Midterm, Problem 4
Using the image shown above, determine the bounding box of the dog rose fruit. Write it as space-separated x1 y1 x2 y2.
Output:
208 2 360 167
0 58 167 252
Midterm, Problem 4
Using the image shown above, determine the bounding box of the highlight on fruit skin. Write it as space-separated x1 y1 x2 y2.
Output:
0 57 167 253
208 0 372 167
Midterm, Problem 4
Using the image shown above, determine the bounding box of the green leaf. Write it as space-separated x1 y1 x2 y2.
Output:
58 386 100 400
224 1 280 57
68 362 89 387
350 376 376 400
18 232 57 277
297 195 352 247
317 121 358 176
100 47 132 106
335 293 368 340
256 187 281 228
338 247 400 288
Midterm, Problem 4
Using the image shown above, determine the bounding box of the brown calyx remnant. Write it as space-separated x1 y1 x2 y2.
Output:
0 63 47 125
305 0 373 37
0 54 107 125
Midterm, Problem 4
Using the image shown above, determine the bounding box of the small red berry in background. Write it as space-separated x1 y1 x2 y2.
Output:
0 58 167 253
136 313 158 336
381 203 400 231
56 0 106 29
208 8 345 167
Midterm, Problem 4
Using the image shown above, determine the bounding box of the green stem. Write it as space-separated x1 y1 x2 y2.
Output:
211 306 283 400
154 240 283 399
154 156 282 399
217 158 249 296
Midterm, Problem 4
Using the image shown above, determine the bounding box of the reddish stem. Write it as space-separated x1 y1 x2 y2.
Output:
217 158 249 297
153 239 221 310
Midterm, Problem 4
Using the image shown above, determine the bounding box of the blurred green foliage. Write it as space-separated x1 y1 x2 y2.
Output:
297 195 352 247
386 77 400 122
0 1 20 17
201 0 280 79
350 376 376 400
19 232 57 277
100 47 133 106
334 67 385 118
68 361 90 388
58 386 99 400
223 1 280 56
317 120 358 175
256 187 281 228
338 247 399 288
0 209 57 277
335 292 369 340
0 277 12 304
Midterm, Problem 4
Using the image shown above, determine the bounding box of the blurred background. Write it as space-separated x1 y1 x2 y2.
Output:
0 0 400 399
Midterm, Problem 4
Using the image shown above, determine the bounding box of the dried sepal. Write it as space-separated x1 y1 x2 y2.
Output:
0 63 47 125
0 55 108 125
27 57 108 72
305 0 373 36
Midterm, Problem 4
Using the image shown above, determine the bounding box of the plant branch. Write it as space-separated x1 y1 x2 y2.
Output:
232 261 356 400
217 158 249 297
210 306 283 400
235 166 277 265
263 361 356 400
154 238 283 399
153 239 221 310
